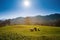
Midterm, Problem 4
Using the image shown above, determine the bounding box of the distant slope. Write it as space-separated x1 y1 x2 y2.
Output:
10 13 60 26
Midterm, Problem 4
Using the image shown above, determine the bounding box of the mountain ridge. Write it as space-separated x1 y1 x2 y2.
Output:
10 13 60 25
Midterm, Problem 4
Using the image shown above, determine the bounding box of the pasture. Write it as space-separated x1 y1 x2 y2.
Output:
0 25 60 40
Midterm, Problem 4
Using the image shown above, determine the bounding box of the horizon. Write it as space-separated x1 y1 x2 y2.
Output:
0 13 60 20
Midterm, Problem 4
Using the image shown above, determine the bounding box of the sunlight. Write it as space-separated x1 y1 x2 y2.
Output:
24 1 29 7
23 0 30 7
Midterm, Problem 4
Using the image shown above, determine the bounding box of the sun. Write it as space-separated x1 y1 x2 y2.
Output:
23 0 30 7
24 1 29 7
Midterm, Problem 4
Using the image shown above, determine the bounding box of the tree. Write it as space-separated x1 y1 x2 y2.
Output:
0 19 11 27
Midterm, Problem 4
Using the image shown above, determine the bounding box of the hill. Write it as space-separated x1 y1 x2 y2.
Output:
10 13 60 26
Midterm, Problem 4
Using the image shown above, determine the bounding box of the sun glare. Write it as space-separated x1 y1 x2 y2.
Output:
23 0 30 7
24 1 29 7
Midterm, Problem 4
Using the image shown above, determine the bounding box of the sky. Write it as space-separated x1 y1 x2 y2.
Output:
0 0 60 19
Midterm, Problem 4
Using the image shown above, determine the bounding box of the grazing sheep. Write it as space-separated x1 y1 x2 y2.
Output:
34 27 37 31
30 29 34 32
38 29 40 31
30 27 40 32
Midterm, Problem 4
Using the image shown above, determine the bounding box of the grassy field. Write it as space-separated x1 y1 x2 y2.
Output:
0 25 60 40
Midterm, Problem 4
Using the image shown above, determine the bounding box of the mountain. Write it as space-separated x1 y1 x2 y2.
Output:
10 13 60 26
10 17 25 25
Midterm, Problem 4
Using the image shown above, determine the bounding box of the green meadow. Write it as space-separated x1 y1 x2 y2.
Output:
0 25 60 40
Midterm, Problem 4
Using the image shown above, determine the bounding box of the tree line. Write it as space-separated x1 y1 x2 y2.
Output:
0 19 11 27
0 18 60 27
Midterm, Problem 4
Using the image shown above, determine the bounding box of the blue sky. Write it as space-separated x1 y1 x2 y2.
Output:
0 0 60 19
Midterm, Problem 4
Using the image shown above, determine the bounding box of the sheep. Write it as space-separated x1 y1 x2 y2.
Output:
30 29 34 32
30 27 40 32
34 27 37 31
38 28 40 31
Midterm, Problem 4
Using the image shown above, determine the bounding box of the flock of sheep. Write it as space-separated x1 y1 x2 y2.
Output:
30 27 40 32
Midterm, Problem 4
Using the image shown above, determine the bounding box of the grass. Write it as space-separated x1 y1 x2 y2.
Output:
0 25 60 40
